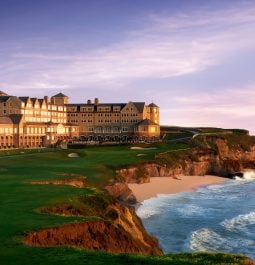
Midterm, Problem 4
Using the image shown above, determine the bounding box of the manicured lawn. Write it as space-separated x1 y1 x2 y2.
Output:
0 144 250 265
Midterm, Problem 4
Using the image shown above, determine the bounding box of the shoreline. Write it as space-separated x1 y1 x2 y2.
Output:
128 175 227 203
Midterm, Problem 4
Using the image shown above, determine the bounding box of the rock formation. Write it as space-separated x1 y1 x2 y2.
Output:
114 137 255 185
24 203 162 255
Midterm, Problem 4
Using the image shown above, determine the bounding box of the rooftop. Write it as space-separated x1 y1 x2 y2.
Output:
148 102 159 108
52 92 68 98
136 118 159 126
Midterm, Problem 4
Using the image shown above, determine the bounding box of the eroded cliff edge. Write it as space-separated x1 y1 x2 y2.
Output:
112 137 255 188
24 202 162 255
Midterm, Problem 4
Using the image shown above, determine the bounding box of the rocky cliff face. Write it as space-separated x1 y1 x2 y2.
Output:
105 183 137 204
114 138 255 185
24 202 162 255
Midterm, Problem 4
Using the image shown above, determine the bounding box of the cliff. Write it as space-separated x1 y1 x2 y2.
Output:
24 202 162 255
112 136 255 191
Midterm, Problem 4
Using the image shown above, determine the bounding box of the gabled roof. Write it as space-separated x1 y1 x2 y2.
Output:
0 96 12 103
52 93 68 98
19 97 30 104
38 99 44 105
148 102 158 108
133 102 145 112
30 98 38 105
136 119 158 126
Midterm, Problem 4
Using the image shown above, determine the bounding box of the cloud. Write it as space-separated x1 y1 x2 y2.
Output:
161 85 255 134
1 2 255 93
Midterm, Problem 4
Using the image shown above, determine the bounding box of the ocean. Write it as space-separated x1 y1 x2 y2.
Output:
136 171 255 259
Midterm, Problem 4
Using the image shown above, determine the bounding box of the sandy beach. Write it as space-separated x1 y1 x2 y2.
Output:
128 175 226 202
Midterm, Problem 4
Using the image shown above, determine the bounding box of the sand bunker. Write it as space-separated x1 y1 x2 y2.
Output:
68 153 80 158
130 147 157 150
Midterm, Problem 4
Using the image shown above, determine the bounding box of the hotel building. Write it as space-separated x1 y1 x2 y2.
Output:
0 91 160 149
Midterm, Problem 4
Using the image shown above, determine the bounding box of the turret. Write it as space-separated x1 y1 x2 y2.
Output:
94 98 99 105
148 102 159 125
51 92 69 105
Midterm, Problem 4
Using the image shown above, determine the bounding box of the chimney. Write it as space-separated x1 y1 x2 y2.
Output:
87 99 92 104
94 98 99 105
44 96 48 103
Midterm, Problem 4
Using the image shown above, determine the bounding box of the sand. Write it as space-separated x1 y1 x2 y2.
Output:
128 175 226 202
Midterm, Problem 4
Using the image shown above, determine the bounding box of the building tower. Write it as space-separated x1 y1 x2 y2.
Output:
148 102 160 125
51 93 69 105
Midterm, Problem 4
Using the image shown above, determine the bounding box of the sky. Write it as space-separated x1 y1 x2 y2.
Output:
0 0 255 134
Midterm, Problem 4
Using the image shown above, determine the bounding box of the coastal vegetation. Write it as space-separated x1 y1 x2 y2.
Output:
1 127 255 264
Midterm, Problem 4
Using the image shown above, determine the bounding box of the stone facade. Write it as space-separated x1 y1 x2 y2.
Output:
0 91 160 149
66 98 160 142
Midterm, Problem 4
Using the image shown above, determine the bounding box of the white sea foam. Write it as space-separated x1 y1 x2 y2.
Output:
243 170 255 180
136 207 160 219
235 170 255 181
189 228 229 252
177 204 206 216
137 191 194 219
221 211 255 231
136 196 170 219
189 227 255 255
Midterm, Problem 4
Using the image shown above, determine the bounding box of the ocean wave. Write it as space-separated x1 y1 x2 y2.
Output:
235 170 255 181
136 196 171 219
189 228 230 252
136 207 160 219
221 211 255 231
197 181 240 195
189 227 255 256
177 204 206 216
137 193 192 219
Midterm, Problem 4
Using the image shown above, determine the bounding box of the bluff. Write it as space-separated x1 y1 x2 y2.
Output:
107 135 255 202
24 202 162 255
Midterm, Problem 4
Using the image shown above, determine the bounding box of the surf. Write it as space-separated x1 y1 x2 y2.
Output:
234 170 255 180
